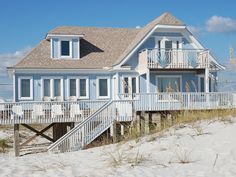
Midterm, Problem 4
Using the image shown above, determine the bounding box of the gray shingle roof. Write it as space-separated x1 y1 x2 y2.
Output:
13 12 184 69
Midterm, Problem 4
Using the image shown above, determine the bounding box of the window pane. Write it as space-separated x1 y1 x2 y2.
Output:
69 79 76 96
54 79 61 96
21 79 30 97
124 77 129 94
80 79 87 97
43 79 50 97
99 79 108 97
132 78 136 94
200 77 205 92
61 41 70 56
158 77 180 92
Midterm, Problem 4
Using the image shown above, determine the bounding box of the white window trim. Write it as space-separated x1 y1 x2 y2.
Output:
67 77 89 100
121 75 139 94
58 39 73 59
41 77 63 100
18 76 33 100
156 75 182 92
96 77 110 99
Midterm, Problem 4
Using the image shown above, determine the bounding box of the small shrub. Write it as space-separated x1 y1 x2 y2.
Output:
191 123 204 136
171 147 193 164
0 139 11 153
108 150 124 167
127 150 146 167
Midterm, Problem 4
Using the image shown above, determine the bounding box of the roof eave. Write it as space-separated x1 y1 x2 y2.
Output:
46 34 84 40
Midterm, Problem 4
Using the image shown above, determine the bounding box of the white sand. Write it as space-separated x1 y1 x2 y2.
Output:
0 118 236 177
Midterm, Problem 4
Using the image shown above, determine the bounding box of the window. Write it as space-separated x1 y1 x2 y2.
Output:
122 76 138 95
132 77 137 94
54 79 61 97
68 77 89 99
97 77 110 99
18 77 33 100
42 78 63 99
176 41 179 49
43 79 51 97
69 79 76 97
61 41 70 56
157 76 181 92
79 79 87 98
123 77 129 94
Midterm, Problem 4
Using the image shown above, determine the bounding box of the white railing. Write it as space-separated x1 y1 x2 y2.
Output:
48 99 134 152
139 48 210 69
119 92 236 111
0 100 107 124
48 92 236 153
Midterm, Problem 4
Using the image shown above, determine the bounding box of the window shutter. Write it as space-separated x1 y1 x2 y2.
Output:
52 38 59 58
72 39 79 59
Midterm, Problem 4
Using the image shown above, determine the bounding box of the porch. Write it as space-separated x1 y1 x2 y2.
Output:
0 92 235 125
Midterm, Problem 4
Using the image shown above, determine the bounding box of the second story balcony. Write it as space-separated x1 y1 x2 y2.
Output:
138 48 210 70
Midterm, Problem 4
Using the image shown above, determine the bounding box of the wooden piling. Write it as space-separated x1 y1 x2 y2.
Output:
136 114 141 135
144 113 149 134
112 121 117 143
152 113 162 131
13 124 20 157
120 124 124 136
53 123 67 141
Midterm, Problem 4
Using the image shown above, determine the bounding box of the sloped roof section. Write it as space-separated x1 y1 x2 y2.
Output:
13 12 185 69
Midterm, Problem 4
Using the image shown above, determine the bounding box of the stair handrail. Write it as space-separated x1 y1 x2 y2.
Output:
48 100 114 151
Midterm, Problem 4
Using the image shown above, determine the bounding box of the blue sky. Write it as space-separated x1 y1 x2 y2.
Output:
0 0 236 99
0 0 236 60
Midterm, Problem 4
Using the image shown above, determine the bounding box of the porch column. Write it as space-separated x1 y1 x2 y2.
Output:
205 68 209 93
146 70 150 93
114 73 119 100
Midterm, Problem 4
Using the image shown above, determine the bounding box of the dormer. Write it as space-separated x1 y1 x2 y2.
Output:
46 34 84 59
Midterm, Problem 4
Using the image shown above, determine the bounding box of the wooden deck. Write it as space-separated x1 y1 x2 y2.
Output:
0 92 235 125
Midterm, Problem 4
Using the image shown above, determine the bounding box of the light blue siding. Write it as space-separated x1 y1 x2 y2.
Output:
15 73 113 102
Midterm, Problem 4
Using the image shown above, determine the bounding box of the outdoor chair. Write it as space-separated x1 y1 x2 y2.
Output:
51 104 63 119
32 104 44 119
70 103 83 120
11 105 24 120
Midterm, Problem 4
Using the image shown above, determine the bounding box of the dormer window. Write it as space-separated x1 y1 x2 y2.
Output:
60 40 71 57
46 34 84 60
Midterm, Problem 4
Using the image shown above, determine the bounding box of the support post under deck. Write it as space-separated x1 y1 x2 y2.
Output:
13 124 20 157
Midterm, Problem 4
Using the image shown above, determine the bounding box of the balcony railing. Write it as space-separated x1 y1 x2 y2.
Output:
118 92 236 111
139 48 210 69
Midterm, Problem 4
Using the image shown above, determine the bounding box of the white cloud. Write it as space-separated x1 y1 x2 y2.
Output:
206 16 236 33
0 47 32 100
0 47 32 77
